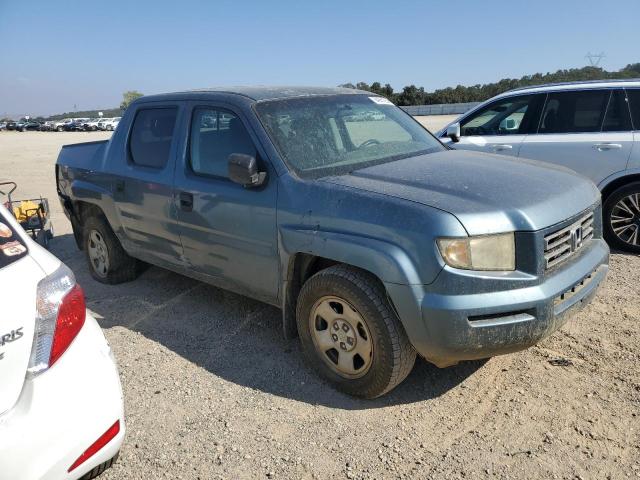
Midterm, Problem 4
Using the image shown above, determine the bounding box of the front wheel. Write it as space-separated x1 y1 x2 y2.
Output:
296 265 416 398
603 182 640 253
83 216 141 284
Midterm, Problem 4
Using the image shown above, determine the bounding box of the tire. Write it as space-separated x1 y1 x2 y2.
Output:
296 265 416 398
57 126 63 132
603 181 640 253
83 215 140 284
79 452 119 480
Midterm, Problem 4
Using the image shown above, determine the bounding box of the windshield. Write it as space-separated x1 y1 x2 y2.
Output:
255 94 444 178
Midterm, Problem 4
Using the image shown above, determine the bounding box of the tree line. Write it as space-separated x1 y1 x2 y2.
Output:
340 63 640 106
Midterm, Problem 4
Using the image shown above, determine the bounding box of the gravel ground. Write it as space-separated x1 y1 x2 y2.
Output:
1 131 638 480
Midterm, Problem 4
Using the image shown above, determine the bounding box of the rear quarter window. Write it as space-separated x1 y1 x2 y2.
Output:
626 89 640 130
129 107 178 168
0 212 28 269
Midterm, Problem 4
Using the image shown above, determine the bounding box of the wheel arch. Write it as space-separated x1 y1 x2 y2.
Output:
279 227 422 340
599 171 640 202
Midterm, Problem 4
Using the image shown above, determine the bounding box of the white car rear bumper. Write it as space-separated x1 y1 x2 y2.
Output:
0 314 124 480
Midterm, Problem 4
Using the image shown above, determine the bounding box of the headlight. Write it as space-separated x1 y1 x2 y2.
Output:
437 233 515 271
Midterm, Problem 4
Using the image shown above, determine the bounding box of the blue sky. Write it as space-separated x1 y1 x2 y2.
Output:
1 0 638 116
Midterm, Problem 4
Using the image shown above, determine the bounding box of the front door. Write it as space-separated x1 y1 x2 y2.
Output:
174 103 279 304
518 89 633 185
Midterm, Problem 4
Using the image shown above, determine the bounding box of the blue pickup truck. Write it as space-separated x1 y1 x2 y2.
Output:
56 87 609 398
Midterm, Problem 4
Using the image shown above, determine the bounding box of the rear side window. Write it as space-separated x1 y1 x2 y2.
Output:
603 90 632 132
189 108 256 178
539 90 608 134
626 89 640 130
129 108 178 168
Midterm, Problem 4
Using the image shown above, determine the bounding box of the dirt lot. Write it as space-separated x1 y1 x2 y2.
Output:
1 130 639 480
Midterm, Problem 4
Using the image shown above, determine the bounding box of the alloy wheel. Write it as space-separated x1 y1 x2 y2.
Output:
610 193 640 246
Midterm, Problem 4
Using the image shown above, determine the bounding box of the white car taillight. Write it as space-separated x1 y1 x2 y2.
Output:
27 264 86 376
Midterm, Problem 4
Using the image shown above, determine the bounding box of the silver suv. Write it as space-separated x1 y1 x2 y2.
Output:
439 80 640 253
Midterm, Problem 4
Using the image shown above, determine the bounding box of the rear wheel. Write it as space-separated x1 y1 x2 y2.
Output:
603 182 640 253
296 265 416 398
84 216 140 284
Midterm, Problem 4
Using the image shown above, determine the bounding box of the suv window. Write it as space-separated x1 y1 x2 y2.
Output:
603 90 632 132
539 90 608 134
459 94 541 136
129 108 178 168
626 89 640 130
189 108 256 178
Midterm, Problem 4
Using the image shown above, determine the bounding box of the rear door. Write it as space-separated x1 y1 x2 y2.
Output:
518 89 633 185
112 104 185 267
442 94 544 156
0 210 39 415
174 102 279 303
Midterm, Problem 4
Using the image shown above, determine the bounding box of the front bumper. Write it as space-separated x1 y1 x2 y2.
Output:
0 314 125 480
386 238 609 367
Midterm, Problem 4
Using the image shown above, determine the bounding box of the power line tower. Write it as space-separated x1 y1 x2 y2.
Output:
585 52 605 67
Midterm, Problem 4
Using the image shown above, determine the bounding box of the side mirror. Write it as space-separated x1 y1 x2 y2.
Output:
228 153 266 188
446 122 461 143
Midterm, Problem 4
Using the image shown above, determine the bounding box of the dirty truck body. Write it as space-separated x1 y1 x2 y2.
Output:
56 87 608 397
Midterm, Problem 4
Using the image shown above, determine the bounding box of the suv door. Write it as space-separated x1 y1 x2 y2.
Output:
518 89 633 185
174 102 279 304
442 94 544 156
113 104 185 267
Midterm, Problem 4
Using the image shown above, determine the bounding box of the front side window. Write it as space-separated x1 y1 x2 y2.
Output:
189 108 256 178
539 90 608 134
255 95 443 178
626 89 640 130
460 95 540 136
129 108 178 169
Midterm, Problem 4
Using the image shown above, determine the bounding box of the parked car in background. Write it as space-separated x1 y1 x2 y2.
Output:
0 122 6 131
39 121 55 132
0 203 124 480
64 119 88 132
99 117 120 131
6 121 18 131
17 120 41 132
53 119 71 132
83 119 102 131
56 87 608 398
439 79 640 253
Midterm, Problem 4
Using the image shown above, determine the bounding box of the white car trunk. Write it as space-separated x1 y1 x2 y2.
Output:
0 255 43 415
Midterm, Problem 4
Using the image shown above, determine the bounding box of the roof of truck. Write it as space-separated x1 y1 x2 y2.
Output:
139 86 371 103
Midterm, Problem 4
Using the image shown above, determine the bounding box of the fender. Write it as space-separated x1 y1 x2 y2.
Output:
279 226 427 286
598 167 640 196
278 225 443 340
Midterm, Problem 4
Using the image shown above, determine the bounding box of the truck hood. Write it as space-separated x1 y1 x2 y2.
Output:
322 150 600 235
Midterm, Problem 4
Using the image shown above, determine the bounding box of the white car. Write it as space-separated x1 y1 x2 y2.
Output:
438 79 640 253
99 117 120 131
0 204 124 480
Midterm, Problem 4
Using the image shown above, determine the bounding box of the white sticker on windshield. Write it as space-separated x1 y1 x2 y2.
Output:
369 96 394 106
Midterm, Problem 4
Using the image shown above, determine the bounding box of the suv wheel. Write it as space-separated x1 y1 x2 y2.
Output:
84 216 140 284
296 265 416 398
603 182 640 253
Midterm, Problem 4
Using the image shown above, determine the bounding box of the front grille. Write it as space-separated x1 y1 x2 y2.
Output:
544 212 594 269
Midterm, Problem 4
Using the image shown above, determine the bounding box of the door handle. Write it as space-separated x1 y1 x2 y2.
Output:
593 143 622 151
492 144 513 151
179 192 193 212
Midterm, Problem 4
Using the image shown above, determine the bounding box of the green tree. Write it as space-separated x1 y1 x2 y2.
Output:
120 90 143 110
